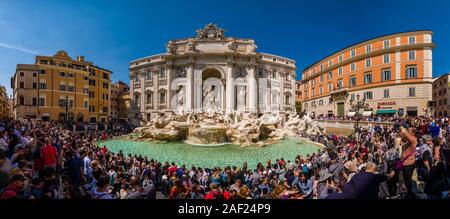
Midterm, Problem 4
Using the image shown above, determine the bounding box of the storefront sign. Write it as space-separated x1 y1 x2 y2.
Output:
378 101 396 106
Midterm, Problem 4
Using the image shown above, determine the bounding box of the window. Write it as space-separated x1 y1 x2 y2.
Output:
159 92 166 103
32 98 37 106
272 71 277 78
328 83 332 92
19 82 24 89
312 89 315 96
406 66 417 78
350 93 355 101
384 40 390 49
146 93 152 103
320 64 324 71
84 101 88 109
103 73 109 80
337 79 343 89
39 83 47 89
89 79 96 86
349 76 356 87
319 86 323 94
83 88 89 94
19 96 25 105
89 91 95 98
89 69 95 76
383 54 390 64
365 59 371 68
68 73 74 78
409 87 416 97
159 68 166 78
319 75 323 82
381 69 392 81
338 67 343 76
408 50 416 60
39 97 45 106
258 68 264 77
106 94 109 100
366 44 372 53
409 36 416 45
103 82 109 89
59 84 66 91
89 106 95 112
33 73 37 77
338 55 343 63
60 72 66 77
319 100 324 106
311 79 316 87
103 107 108 113
84 76 88 81
327 71 333 80
328 60 332 67
32 83 37 89
364 92 373 100
350 63 356 72
351 50 356 57
40 70 46 75
19 72 24 77
384 89 390 98
364 73 372 84
68 85 75 92
146 71 152 80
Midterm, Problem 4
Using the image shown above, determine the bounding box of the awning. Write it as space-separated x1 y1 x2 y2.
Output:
362 111 373 116
347 112 356 117
376 109 397 115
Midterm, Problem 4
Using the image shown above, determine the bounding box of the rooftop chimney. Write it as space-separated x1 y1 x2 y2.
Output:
77 56 85 62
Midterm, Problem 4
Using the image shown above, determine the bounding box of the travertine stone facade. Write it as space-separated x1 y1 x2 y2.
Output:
129 24 296 120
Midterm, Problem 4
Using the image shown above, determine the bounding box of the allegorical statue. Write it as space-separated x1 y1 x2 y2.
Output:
237 86 246 108
177 87 185 116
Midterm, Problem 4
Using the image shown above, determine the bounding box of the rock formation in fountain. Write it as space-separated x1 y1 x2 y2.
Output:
130 97 325 146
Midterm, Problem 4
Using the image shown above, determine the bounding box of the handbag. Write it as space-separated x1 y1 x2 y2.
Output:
394 149 415 171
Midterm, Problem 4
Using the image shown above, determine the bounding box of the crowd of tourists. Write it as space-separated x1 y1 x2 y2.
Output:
0 115 449 199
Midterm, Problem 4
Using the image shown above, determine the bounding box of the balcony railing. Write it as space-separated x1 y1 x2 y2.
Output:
284 82 292 89
146 81 153 87
159 78 167 85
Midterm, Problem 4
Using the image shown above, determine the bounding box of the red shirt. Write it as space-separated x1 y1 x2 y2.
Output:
41 144 57 166
168 166 177 177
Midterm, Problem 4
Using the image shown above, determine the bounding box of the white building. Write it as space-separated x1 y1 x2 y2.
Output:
129 24 296 121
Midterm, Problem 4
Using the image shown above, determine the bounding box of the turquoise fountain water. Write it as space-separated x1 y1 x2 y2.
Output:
100 138 321 169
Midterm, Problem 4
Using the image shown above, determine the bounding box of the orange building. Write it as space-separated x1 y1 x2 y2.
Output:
299 30 434 117
11 51 112 122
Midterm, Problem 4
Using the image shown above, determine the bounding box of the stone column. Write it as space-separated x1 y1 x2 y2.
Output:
140 72 145 112
280 72 285 112
186 58 194 112
226 58 235 113
166 63 172 109
248 60 257 113
153 69 159 111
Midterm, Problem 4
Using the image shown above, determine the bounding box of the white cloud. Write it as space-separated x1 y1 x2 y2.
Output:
0 42 38 54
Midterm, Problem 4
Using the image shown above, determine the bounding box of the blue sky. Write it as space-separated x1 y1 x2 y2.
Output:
1 0 450 96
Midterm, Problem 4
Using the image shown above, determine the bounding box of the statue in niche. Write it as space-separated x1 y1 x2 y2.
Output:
237 86 246 108
203 85 217 117
177 87 185 116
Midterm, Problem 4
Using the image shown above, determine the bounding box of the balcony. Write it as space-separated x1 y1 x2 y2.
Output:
146 81 153 87
158 102 167 109
134 83 141 89
159 78 167 85
284 82 292 89
145 103 153 110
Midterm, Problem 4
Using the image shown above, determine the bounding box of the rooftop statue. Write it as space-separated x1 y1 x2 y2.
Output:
195 23 226 40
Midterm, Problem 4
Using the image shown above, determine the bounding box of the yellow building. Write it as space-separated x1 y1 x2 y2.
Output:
12 50 112 122
0 86 10 119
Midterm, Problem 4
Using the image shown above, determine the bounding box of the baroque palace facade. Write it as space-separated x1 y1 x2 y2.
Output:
11 51 112 122
299 30 434 117
129 24 296 120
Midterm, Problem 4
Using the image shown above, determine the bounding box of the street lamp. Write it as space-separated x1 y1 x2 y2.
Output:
349 94 366 140
60 96 70 122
